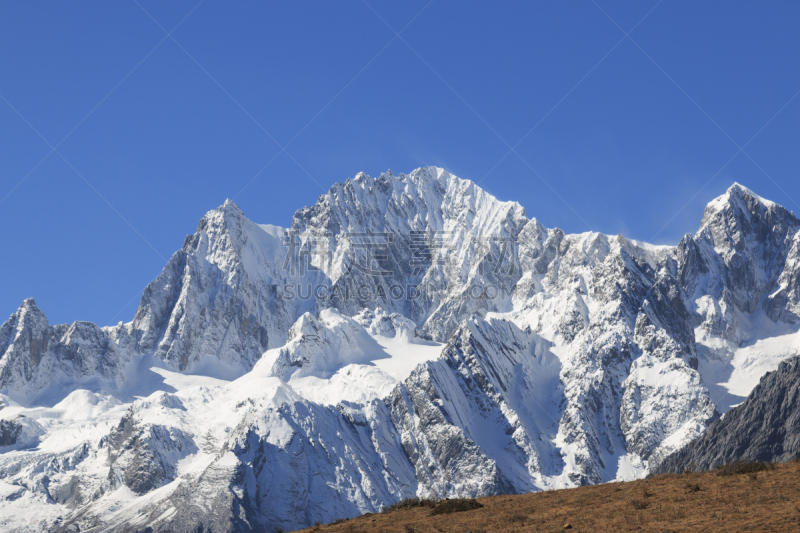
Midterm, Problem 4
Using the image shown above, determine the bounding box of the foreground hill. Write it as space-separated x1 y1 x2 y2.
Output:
294 460 800 533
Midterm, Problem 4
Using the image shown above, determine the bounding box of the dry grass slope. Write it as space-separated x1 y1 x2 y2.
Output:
291 460 800 532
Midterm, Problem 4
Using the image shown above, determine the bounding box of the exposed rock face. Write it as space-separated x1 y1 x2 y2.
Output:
0 299 51 391
290 167 529 341
2 172 800 532
683 184 800 340
126 201 301 371
656 356 800 473
765 230 800 323
0 419 21 447
0 299 128 397
509 224 720 480
388 318 557 496
0 203 310 396
106 400 196 495
355 307 419 341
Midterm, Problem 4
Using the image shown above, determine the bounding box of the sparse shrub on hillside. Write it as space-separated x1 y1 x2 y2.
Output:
685 481 702 493
430 498 484 515
631 499 648 510
386 497 438 512
508 512 528 524
714 461 768 476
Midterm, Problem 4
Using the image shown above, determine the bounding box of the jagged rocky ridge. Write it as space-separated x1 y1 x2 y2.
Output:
0 167 799 532
655 355 800 474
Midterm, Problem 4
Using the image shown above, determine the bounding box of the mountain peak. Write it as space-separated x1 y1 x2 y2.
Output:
332 167 500 205
700 183 790 232
727 182 776 207
219 198 245 218
195 199 246 235
19 297 39 311
710 182 774 212
13 298 47 326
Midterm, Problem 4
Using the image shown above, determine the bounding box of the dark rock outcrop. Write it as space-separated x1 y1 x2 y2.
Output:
655 356 800 473
0 418 22 447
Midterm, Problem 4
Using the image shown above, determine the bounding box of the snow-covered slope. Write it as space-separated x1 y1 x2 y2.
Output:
1 169 799 532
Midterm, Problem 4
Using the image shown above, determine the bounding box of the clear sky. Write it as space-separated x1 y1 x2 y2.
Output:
1 1 799 326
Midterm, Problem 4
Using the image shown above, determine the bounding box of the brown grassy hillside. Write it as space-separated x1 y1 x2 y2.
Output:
291 461 800 532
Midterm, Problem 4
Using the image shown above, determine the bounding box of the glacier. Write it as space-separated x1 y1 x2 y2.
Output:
1 167 799 532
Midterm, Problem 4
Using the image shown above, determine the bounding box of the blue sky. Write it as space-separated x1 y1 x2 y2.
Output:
1 1 799 326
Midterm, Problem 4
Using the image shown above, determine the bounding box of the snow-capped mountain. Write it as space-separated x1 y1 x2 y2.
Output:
1 167 799 532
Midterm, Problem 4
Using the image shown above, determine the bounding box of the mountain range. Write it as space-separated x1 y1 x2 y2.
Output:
1 167 799 532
